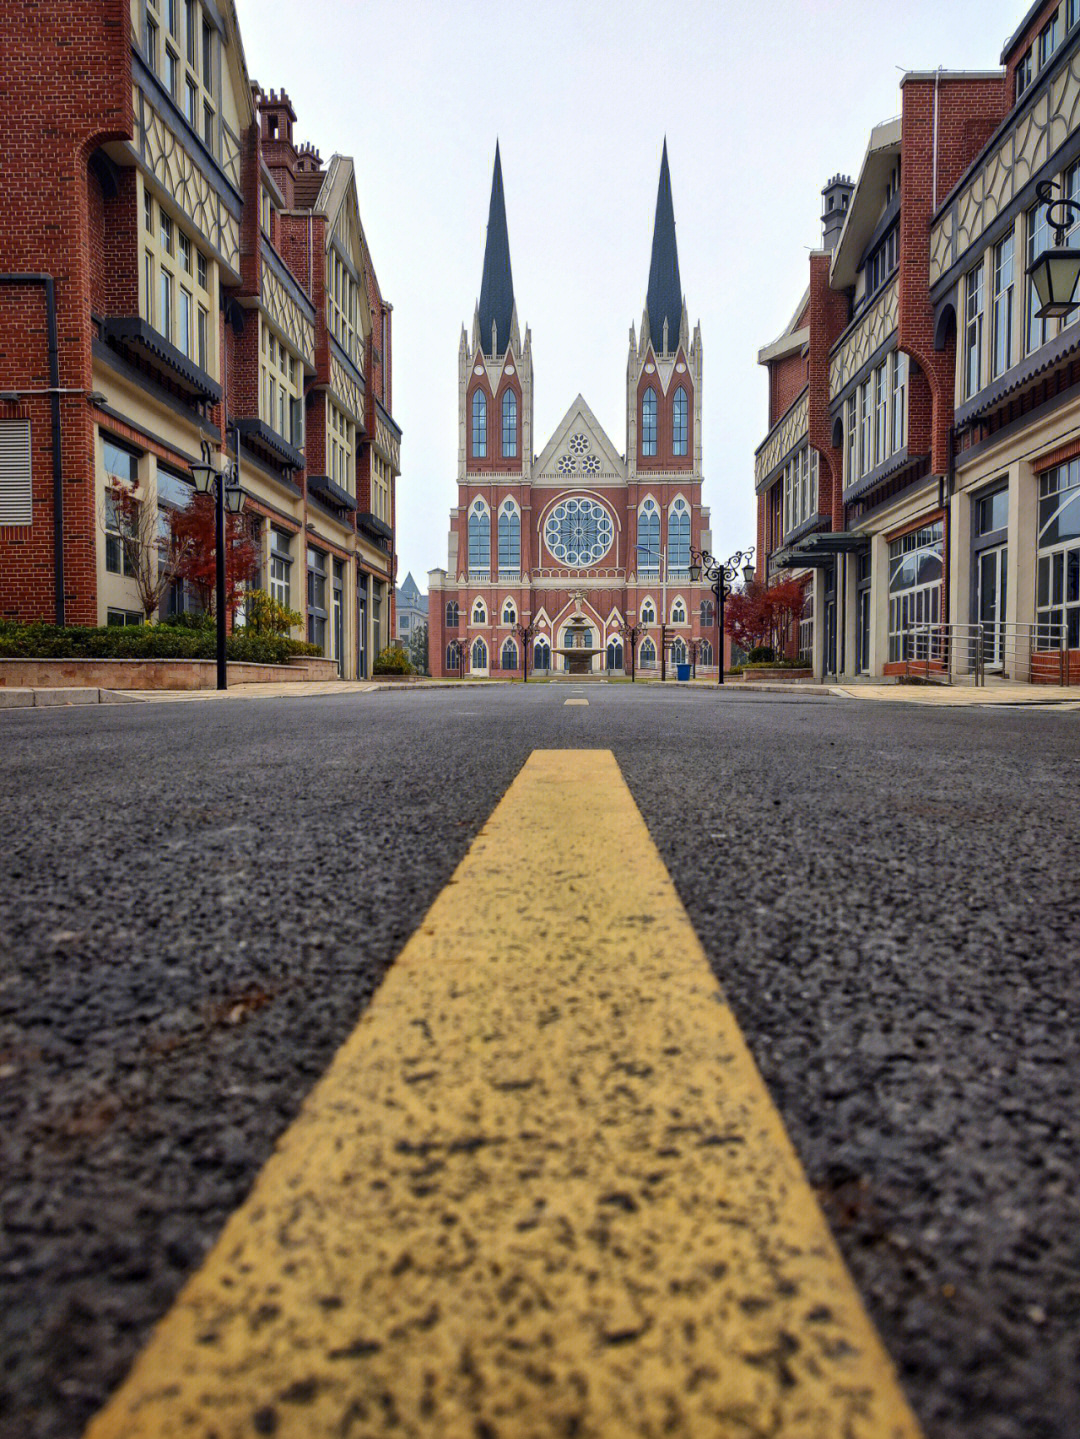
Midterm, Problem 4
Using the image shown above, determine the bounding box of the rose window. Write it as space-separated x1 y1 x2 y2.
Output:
581 454 601 475
544 496 615 567
556 455 577 475
568 433 590 455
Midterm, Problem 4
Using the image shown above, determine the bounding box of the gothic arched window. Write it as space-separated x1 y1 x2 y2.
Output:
501 389 517 457
640 598 656 625
471 597 486 625
534 637 551 671
671 597 687 625
471 637 488 670
671 637 687 664
468 502 490 573
641 388 657 456
501 637 518 670
672 387 688 456
699 638 714 666
640 636 657 666
669 497 690 570
471 390 487 457
700 598 715 627
498 501 520 573
445 600 459 627
637 499 660 572
501 598 516 625
446 643 460 670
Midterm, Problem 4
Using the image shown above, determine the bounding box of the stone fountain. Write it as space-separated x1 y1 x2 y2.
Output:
554 592 602 676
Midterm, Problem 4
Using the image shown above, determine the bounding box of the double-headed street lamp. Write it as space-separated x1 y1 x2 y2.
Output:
1028 180 1080 319
513 616 537 682
689 546 755 685
190 431 245 691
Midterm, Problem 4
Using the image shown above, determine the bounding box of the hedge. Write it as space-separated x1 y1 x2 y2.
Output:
0 620 323 666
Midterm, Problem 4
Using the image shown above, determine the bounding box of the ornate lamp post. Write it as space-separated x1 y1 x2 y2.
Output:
513 616 537 682
689 546 755 685
616 617 645 683
1028 181 1080 319
190 431 245 691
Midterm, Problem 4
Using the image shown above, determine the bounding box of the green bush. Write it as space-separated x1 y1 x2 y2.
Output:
372 644 413 676
243 589 303 636
0 619 321 666
747 645 776 663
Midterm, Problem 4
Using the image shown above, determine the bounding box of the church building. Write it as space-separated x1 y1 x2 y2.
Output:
428 145 717 677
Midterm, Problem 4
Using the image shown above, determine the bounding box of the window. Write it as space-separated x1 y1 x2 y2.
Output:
471 390 487 457
640 598 656 624
874 362 888 467
501 638 518 671
891 351 907 454
1036 459 1080 649
471 597 486 625
326 402 352 489
307 547 327 650
202 18 213 86
845 392 857 487
700 598 714 626
976 486 1009 536
446 643 461 670
992 230 1015 378
965 260 985 397
671 637 687 665
544 497 614 567
637 498 660 571
471 637 488 670
1016 47 1033 99
641 388 657 456
327 247 358 359
197 305 208 370
501 599 516 625
533 637 551 671
783 445 818 531
269 527 292 609
146 12 159 72
178 288 191 356
799 587 814 662
1039 9 1061 67
672 386 688 455
468 502 490 573
159 268 173 343
1027 199 1051 353
699 638 714 666
445 600 459 627
639 636 657 667
142 185 212 367
669 497 690 569
165 46 177 96
107 608 144 627
859 380 872 477
102 439 139 578
501 389 517 457
1071 0 1080 29
888 520 944 662
671 598 687 624
864 226 899 296
498 501 520 573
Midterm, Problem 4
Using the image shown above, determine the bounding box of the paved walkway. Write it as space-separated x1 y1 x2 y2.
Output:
86 751 922 1439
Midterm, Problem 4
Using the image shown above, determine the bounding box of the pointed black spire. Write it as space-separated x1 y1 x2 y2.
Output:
646 140 683 355
478 142 514 358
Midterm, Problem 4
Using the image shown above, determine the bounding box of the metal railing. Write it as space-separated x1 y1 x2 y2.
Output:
901 621 1070 686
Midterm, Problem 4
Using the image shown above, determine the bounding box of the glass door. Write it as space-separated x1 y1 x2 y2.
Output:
978 544 1007 670
856 588 871 673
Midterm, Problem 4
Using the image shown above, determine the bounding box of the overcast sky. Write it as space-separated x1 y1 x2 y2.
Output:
239 0 1025 591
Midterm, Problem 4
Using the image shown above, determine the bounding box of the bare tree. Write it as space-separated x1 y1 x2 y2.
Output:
102 482 194 622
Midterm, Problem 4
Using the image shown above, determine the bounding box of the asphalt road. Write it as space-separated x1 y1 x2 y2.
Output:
1 683 1078 1439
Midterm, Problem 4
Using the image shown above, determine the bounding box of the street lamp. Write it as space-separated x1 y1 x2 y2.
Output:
190 432 245 691
689 546 755 685
447 635 466 678
1028 180 1080 319
616 617 645 683
513 616 537 682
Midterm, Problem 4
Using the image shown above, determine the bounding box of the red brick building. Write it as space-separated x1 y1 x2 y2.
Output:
0 0 399 674
428 144 720 678
756 0 1080 685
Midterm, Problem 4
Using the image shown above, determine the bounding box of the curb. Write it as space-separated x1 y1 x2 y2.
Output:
0 687 145 709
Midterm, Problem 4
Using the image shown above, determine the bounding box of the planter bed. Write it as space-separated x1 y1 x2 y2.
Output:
0 657 339 690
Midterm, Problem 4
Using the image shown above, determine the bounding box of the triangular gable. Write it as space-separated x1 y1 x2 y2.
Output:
552 595 604 629
216 1 257 154
534 394 625 482
641 344 691 396
319 157 373 344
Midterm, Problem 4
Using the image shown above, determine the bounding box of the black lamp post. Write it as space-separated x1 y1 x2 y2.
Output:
1028 180 1080 319
513 617 537 682
616 618 645 682
689 546 755 685
190 432 245 691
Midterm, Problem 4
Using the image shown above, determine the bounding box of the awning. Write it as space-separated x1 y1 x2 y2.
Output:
773 531 870 569
98 317 221 402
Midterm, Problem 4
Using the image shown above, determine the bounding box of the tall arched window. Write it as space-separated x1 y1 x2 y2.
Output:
700 598 715 626
672 387 688 456
498 500 520 574
468 501 490 573
637 499 660 572
471 637 488 670
446 643 460 670
669 498 690 570
606 639 623 671
534 637 551 671
501 389 517 457
641 388 657 456
671 597 687 625
699 638 714 666
471 597 486 624
501 598 516 625
640 598 656 625
671 637 687 664
445 600 459 627
640 636 657 667
501 637 518 670
471 390 487 457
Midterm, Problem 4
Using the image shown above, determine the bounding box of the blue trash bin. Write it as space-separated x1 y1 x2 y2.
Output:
676 663 691 681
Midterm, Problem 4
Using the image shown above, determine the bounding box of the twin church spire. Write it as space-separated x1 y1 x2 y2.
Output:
473 140 686 358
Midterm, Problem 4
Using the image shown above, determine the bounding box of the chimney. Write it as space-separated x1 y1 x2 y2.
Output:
821 174 854 251
256 87 298 209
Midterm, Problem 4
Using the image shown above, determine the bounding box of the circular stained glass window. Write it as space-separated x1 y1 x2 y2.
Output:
568 433 590 455
582 454 601 475
544 496 614 568
556 455 577 475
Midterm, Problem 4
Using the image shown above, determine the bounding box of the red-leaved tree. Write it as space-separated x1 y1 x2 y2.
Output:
764 576 808 658
169 493 260 619
724 581 772 654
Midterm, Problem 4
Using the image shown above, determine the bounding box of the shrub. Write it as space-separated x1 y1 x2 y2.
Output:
242 589 303 636
0 619 321 666
372 644 413 676
747 645 775 663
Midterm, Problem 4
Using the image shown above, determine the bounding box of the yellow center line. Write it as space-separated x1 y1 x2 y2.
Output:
86 750 922 1439
564 698 589 706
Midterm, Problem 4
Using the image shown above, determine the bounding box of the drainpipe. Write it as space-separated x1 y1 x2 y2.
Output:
932 67 941 213
1 274 64 623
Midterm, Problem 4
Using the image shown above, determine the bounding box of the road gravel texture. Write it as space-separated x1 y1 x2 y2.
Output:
1 685 1078 1439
